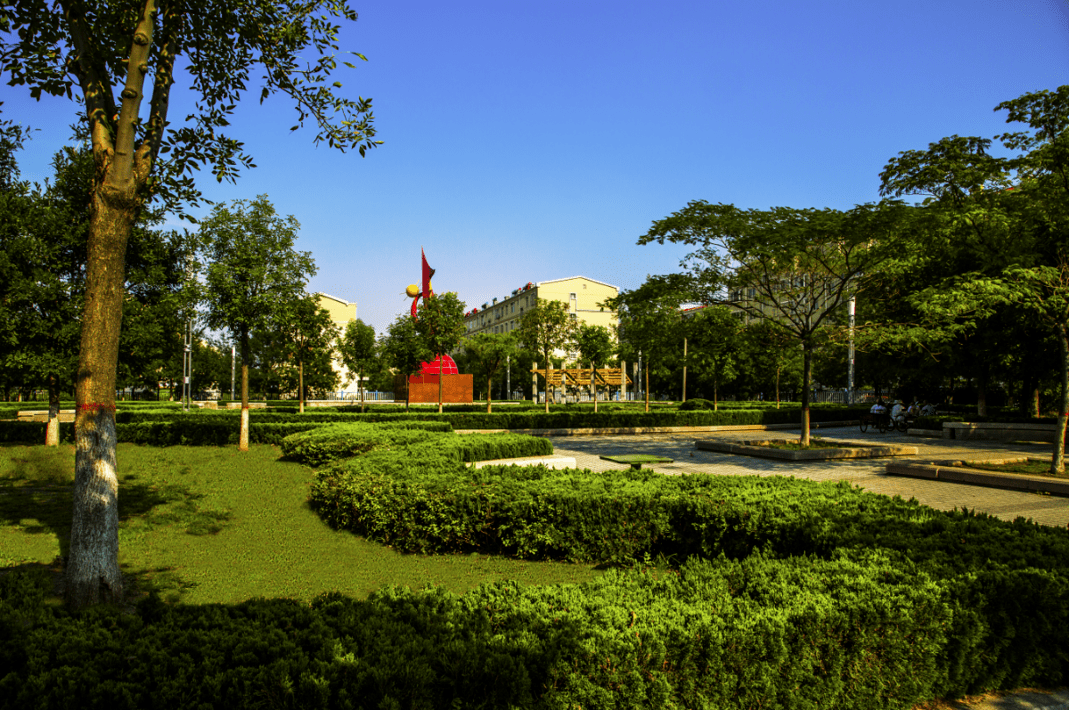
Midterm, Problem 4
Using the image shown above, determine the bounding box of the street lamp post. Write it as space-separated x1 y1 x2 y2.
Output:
848 295 856 405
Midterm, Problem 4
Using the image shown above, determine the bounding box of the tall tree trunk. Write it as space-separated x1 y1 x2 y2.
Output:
359 367 366 413
67 187 134 609
240 364 249 452
298 359 305 414
592 368 598 413
644 361 650 413
544 352 551 413
976 365 988 417
713 373 718 411
46 373 60 447
800 337 813 445
775 366 781 409
487 372 493 413
1053 325 1068 475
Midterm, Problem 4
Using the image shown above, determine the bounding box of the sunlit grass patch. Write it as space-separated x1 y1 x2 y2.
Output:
0 443 601 606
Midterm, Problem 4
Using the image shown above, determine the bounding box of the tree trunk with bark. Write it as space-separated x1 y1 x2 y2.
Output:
544 351 551 413
1053 326 1068 475
775 366 782 409
67 187 136 609
976 365 988 417
240 363 249 452
46 373 60 447
359 366 366 413
592 368 598 413
298 359 304 414
644 361 650 413
800 338 814 445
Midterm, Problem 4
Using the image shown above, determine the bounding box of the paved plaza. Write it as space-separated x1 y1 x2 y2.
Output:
547 425 1069 529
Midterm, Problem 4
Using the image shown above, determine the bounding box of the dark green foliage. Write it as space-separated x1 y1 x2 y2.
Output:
3 547 1059 709
279 421 454 466
678 398 715 410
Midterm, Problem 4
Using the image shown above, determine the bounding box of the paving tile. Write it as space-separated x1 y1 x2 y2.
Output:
547 426 1069 528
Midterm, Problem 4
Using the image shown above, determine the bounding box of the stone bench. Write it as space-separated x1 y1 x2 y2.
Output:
943 421 1058 443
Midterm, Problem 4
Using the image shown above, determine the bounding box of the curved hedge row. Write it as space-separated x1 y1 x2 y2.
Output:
310 455 1069 575
2 547 1065 708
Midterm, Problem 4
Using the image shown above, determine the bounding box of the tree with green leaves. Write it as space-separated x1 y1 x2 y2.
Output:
382 313 431 411
200 195 316 449
276 294 340 412
0 136 193 438
740 320 799 407
415 292 468 413
517 298 577 412
639 201 908 443
573 323 615 412
1 0 378 607
337 318 377 412
604 275 689 412
463 332 518 413
878 86 1069 472
687 306 742 410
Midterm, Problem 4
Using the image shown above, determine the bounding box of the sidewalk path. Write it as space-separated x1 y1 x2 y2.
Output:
547 426 1069 709
547 425 1069 527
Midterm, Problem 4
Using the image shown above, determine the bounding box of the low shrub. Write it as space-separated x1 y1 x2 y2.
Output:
3 547 1062 708
279 421 454 467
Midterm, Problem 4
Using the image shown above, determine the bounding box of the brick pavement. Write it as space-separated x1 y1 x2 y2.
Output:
547 425 1069 528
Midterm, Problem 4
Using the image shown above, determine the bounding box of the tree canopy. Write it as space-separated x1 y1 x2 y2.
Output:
1 0 379 608
637 201 910 441
199 195 316 446
516 298 576 412
338 318 377 412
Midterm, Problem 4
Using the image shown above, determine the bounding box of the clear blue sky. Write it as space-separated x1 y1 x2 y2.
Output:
4 0 1068 334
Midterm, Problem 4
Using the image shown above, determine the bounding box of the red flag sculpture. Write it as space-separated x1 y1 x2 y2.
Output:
404 249 458 375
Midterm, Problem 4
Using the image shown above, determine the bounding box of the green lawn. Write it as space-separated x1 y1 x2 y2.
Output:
0 443 601 605
966 457 1067 478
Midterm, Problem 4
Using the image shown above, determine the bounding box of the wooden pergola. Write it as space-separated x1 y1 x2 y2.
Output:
530 368 632 388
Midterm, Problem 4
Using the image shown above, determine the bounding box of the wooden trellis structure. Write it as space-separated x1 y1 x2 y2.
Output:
530 368 632 401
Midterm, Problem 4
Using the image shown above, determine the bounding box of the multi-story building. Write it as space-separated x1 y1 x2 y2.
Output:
463 276 618 339
314 293 360 392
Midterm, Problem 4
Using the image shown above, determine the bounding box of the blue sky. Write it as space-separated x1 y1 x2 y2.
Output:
4 0 1069 334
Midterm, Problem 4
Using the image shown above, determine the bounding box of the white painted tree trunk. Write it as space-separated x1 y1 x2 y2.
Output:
67 408 123 607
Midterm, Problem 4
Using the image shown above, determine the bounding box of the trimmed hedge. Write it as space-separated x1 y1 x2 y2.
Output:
0 420 325 446
279 421 454 466
310 457 1069 573
1 547 1064 708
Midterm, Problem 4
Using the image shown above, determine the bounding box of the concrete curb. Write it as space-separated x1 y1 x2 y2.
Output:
696 438 917 461
886 461 1069 496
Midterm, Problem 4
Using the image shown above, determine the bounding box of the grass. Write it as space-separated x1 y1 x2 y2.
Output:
0 442 601 605
745 438 844 451
965 457 1067 478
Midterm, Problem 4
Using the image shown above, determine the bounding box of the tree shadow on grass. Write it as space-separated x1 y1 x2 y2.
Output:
0 477 234 560
0 558 197 610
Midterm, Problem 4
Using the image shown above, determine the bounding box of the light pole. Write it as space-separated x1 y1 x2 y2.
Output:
231 343 236 402
182 318 192 411
848 295 856 405
506 354 510 401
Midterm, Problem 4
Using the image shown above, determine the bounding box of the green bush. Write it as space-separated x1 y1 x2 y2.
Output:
4 547 1060 709
279 421 454 467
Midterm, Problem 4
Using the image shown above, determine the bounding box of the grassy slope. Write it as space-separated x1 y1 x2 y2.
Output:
0 443 600 604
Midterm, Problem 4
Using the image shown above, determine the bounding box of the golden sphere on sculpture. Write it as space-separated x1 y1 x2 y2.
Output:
405 284 420 298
